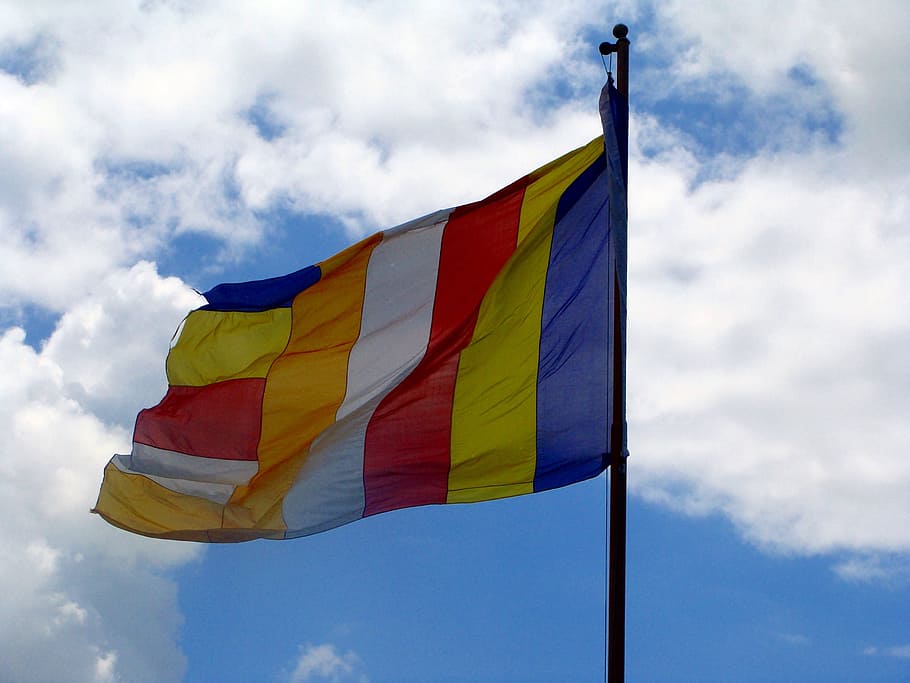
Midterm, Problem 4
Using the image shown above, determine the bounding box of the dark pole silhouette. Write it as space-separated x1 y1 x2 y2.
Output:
599 23 629 683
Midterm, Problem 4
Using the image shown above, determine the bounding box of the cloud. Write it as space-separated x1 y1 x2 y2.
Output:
628 134 910 557
0 0 615 314
0 264 203 683
623 3 910 566
41 261 204 426
289 643 368 683
834 555 910 584
863 644 910 659
777 632 810 646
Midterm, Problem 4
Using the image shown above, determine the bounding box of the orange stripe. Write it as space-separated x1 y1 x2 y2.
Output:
226 234 381 531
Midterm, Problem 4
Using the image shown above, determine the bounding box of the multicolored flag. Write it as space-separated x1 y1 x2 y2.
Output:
94 82 628 542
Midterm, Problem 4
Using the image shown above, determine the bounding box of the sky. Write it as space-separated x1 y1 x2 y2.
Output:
1 1 908 682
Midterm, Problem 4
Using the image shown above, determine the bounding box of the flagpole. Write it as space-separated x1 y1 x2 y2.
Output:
600 23 629 683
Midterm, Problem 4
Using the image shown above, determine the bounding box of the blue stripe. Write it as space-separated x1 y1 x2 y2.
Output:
201 264 322 312
534 155 610 492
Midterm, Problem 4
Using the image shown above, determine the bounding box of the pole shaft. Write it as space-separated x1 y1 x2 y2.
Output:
607 422 627 682
607 23 629 683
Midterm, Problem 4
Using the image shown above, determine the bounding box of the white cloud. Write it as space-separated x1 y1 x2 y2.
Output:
777 632 810 646
0 0 615 313
834 555 910 583
622 2 910 567
628 136 910 556
0 264 203 683
289 643 368 683
41 261 204 426
863 644 910 659
651 0 910 174
93 650 118 683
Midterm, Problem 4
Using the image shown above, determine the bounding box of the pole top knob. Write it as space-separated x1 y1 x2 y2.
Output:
613 24 628 40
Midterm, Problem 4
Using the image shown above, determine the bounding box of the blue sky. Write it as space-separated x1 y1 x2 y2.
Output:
1 2 908 682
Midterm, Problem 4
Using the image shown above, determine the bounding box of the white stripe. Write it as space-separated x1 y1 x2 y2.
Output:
112 454 236 505
129 442 258 485
337 210 452 420
281 209 449 534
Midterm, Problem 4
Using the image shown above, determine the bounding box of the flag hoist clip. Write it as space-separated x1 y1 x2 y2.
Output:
598 24 629 93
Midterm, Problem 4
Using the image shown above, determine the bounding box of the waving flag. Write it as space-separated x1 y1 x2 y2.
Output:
94 82 628 542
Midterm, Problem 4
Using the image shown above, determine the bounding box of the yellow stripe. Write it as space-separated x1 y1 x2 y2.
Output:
227 234 381 530
517 137 604 245
166 309 293 386
94 463 224 540
447 137 604 503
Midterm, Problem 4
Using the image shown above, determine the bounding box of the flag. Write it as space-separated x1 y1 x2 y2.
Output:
94 82 628 542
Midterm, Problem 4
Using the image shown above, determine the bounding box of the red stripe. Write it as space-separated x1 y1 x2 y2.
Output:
362 179 529 516
134 378 265 460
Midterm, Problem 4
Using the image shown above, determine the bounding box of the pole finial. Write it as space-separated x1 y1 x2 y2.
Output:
600 23 630 55
600 23 629 97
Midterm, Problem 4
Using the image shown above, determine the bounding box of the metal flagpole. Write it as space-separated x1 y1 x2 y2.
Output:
599 23 629 683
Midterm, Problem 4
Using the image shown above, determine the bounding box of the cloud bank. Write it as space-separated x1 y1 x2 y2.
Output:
627 1 910 563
